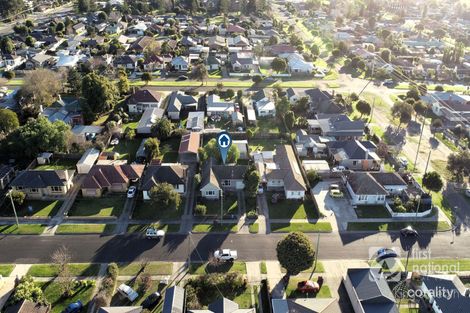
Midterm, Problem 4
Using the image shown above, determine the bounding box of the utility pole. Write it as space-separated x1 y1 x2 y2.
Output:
413 109 428 170
8 190 19 227
220 189 224 223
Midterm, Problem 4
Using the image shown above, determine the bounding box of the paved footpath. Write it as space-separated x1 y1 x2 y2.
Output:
0 264 31 310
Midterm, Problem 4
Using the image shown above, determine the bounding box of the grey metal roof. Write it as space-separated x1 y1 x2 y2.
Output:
208 298 239 313
163 286 185 313
347 172 387 195
141 165 187 191
200 159 247 190
317 114 364 136
421 275 470 313
326 140 377 160
10 170 66 188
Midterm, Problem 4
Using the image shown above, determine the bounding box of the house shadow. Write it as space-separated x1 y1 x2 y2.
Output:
162 233 188 253
91 234 160 263
188 232 231 264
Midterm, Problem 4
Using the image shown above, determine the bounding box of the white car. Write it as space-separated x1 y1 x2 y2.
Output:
214 249 238 261
257 185 264 194
146 227 165 239
127 186 137 198
110 138 119 146
117 284 139 301
331 166 346 173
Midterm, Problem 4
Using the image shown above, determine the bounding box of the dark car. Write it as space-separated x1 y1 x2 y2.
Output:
382 80 396 87
142 292 161 309
176 75 188 81
400 226 418 237
63 300 83 313
375 248 398 262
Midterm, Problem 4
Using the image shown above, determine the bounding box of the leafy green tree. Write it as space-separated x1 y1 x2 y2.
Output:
244 164 260 198
3 70 14 80
276 96 290 118
413 100 427 118
422 171 443 193
81 72 118 118
293 96 309 114
306 170 321 187
194 204 207 216
0 0 25 18
0 108 19 134
252 75 262 84
151 117 173 140
25 35 36 47
447 150 470 182
225 89 235 99
356 100 371 117
144 137 160 160
391 101 414 128
9 275 45 305
141 72 152 84
191 63 208 85
67 68 82 97
77 0 91 12
380 48 392 63
271 57 287 73
284 111 295 130
150 182 181 210
276 232 315 276
0 36 14 54
200 138 240 164
10 190 25 206
117 70 130 95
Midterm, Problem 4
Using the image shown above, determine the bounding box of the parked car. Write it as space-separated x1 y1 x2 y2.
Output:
214 249 238 261
176 75 188 81
383 80 396 87
297 280 320 293
465 189 470 198
375 248 398 262
329 189 344 198
127 186 137 198
142 292 161 309
110 138 119 146
331 166 346 173
400 226 418 237
117 283 139 301
257 185 264 194
146 227 165 239
63 300 83 313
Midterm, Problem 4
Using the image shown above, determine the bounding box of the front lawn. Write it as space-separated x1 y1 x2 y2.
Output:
0 264 14 276
0 200 62 217
132 199 184 220
189 262 247 275
197 196 239 217
68 197 125 217
249 222 259 233
35 159 77 170
105 139 140 162
0 224 46 235
28 263 100 277
347 221 450 231
126 223 180 233
268 196 318 219
270 222 332 233
56 223 116 235
39 281 95 313
285 279 331 299
354 205 391 218
117 262 173 276
192 223 238 233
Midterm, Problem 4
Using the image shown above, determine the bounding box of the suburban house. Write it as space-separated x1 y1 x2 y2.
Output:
254 98 276 117
206 94 235 117
421 92 470 123
286 53 315 74
98 307 141 313
141 164 188 199
76 148 100 174
81 164 145 197
162 286 185 313
167 91 198 120
326 140 381 171
251 89 270 105
206 35 226 50
200 158 247 199
0 165 15 189
230 52 258 72
127 88 163 114
136 108 165 135
178 132 201 163
256 145 307 199
10 170 74 199
71 125 104 144
344 268 399 313
272 298 337 313
315 114 365 139
170 56 189 71
305 89 344 114
186 111 205 131
286 87 302 104
295 129 327 157
344 172 407 205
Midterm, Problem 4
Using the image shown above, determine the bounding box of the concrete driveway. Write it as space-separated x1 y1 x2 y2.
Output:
312 181 356 231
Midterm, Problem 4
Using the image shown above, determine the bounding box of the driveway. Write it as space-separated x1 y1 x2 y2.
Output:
312 181 355 231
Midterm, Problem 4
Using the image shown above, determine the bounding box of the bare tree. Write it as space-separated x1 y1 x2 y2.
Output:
52 245 74 297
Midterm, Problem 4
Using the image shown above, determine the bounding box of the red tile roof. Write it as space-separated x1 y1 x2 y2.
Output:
179 132 200 154
82 164 145 189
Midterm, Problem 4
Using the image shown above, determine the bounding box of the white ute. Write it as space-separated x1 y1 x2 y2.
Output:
214 249 238 261
146 227 165 239
117 283 139 301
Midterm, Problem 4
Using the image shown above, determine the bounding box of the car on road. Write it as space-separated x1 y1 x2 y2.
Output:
331 166 347 173
142 292 161 309
214 249 238 261
375 248 398 262
146 227 165 239
63 300 83 313
176 75 188 81
117 284 139 301
127 186 137 198
297 280 320 293
400 226 418 237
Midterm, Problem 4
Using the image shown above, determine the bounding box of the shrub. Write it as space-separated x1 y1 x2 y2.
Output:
246 210 258 219
107 263 118 279
10 190 25 206
252 75 262 84
194 204 207 216
3 71 15 80
9 275 46 305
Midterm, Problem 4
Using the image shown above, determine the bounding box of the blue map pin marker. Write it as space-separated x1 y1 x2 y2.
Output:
217 131 232 164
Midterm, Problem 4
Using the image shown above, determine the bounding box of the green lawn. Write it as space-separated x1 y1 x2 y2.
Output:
104 139 141 162
132 199 184 220
270 222 332 233
39 281 95 313
68 197 125 217
189 261 247 275
35 159 77 170
192 223 238 233
197 196 239 216
268 196 319 219
126 223 180 233
0 224 46 235
260 261 267 274
0 264 14 276
354 205 391 218
248 118 284 135
28 263 100 277
286 279 331 299
248 139 286 152
232 288 255 308
347 221 450 231
117 262 173 276
281 261 325 274
0 200 62 217
435 133 459 152
405 259 470 272
56 224 116 235
249 222 259 233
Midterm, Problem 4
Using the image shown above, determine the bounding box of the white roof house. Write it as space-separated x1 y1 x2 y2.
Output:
206 94 235 116
136 108 165 134
287 53 315 74
186 111 205 131
255 98 276 117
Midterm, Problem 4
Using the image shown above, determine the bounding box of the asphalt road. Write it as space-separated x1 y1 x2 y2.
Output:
0 230 467 264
